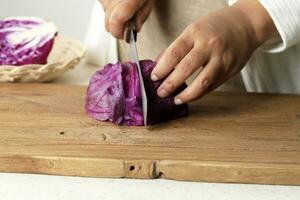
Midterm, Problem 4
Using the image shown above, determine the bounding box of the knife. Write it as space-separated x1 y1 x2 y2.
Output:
125 20 148 127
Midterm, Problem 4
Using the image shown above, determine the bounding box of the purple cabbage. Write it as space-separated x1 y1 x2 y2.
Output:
85 60 188 126
0 17 57 66
141 60 188 125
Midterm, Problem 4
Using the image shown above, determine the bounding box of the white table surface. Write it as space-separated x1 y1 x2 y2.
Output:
1 173 300 200
2 62 300 200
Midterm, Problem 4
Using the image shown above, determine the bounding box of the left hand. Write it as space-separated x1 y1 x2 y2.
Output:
99 0 155 39
151 0 279 105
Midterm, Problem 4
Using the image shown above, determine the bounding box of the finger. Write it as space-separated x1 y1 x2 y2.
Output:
99 0 110 8
157 47 209 98
174 57 222 104
135 0 155 32
105 12 110 32
155 50 165 63
101 0 118 32
151 33 194 81
109 0 145 38
204 68 240 94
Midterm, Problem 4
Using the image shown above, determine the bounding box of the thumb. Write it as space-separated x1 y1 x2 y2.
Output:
109 0 146 38
135 0 155 32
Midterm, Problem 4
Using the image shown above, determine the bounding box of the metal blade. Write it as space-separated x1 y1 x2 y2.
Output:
129 29 148 126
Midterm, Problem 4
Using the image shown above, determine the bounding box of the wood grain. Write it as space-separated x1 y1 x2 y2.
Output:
0 83 300 185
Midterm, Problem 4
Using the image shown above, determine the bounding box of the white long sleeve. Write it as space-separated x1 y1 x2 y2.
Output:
259 0 300 53
228 0 300 94
227 0 300 53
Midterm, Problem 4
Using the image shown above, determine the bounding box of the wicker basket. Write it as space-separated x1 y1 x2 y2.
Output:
0 36 86 82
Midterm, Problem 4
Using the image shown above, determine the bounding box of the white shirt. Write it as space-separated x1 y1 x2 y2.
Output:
228 0 300 94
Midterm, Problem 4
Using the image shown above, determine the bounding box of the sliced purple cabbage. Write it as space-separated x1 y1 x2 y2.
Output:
85 60 188 126
140 60 188 125
0 17 57 66
122 62 144 126
85 62 125 125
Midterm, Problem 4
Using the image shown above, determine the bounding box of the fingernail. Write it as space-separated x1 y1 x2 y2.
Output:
151 74 158 81
174 98 183 105
158 88 168 98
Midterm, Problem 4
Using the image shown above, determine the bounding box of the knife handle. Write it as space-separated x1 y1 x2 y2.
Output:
124 20 137 43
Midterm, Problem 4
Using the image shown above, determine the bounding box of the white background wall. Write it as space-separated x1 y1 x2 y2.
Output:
0 0 96 40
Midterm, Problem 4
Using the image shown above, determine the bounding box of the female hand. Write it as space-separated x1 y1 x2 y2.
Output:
100 0 155 39
151 0 278 105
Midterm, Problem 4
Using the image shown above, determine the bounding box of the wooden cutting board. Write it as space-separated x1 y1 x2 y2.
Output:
0 83 300 185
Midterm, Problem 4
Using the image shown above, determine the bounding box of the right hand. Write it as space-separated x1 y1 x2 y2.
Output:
151 0 278 104
100 0 155 39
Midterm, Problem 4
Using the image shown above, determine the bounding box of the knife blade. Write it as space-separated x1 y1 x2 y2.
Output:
126 21 148 127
